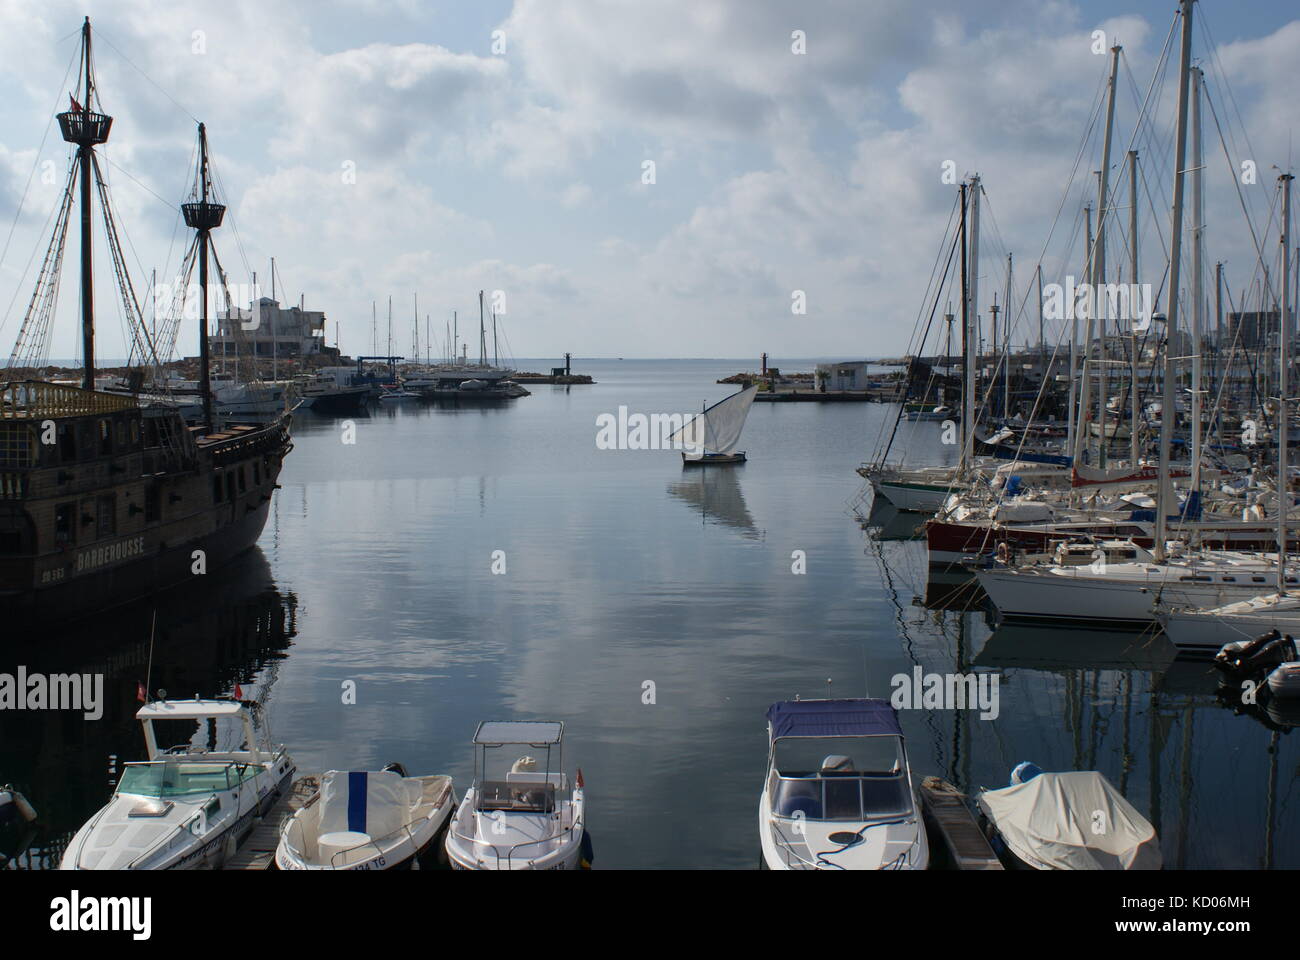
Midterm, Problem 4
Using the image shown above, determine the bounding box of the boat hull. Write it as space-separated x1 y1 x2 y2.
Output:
977 565 1293 627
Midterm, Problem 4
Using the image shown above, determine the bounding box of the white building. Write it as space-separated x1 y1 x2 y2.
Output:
212 297 326 358
815 360 870 390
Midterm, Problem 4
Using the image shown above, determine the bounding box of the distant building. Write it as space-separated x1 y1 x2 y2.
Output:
1225 310 1279 350
816 361 870 390
212 297 326 358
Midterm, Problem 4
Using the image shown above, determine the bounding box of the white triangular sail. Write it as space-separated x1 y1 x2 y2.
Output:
671 384 757 457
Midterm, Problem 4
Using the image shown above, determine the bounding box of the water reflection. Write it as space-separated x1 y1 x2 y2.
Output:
666 468 761 539
0 550 297 870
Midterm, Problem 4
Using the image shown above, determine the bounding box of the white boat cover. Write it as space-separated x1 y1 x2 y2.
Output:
317 770 408 841
977 771 1161 870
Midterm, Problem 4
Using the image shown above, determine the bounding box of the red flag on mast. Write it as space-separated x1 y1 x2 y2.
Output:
69 93 83 113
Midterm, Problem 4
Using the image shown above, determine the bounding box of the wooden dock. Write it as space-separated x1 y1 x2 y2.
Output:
920 776 1004 870
223 775 318 871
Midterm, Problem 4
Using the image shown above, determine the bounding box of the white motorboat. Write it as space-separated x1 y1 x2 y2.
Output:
378 384 420 401
61 698 295 870
976 765 1161 870
444 721 586 870
759 698 929 870
275 763 455 870
671 384 757 465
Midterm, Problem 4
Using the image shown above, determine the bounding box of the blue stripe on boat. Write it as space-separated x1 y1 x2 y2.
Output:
347 771 367 833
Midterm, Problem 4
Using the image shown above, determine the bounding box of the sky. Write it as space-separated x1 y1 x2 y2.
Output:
0 0 1297 363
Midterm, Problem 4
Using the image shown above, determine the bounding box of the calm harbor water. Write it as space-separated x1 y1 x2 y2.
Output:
2 359 1295 869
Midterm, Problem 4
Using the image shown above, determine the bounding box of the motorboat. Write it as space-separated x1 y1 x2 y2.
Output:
444 721 586 870
976 764 1161 870
60 698 295 870
759 698 929 870
378 384 420 401
275 762 455 870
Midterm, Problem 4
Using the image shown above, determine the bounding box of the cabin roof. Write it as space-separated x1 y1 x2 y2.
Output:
136 699 247 721
766 698 902 740
473 720 564 745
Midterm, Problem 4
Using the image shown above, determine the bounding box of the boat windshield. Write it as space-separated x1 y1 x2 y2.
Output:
475 780 556 814
116 760 250 798
771 736 912 822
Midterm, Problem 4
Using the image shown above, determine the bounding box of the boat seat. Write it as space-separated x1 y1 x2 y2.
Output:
318 770 407 841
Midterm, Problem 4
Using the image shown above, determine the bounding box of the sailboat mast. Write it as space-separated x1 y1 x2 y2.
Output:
1190 66 1205 494
180 122 226 432
1003 253 1012 418
1278 171 1292 594
478 290 486 366
1155 0 1196 563
959 180 971 467
1129 149 1142 467
963 176 979 469
197 127 213 429
60 17 111 390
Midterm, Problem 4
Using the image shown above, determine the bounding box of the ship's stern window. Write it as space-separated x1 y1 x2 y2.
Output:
213 475 223 504
58 423 76 463
145 483 161 522
0 506 33 554
97 494 116 537
0 423 34 467
55 502 75 545
98 419 113 456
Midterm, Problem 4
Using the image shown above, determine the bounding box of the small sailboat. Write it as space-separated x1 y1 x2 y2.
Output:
672 384 758 465
61 698 295 870
275 763 455 870
976 764 1161 870
444 721 586 870
759 698 929 870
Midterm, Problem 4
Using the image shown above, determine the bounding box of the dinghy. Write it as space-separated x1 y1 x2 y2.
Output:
444 721 586 870
759 698 929 870
672 384 758 465
977 766 1161 870
61 698 295 870
275 763 455 870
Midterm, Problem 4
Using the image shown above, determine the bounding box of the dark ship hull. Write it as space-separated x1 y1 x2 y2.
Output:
0 382 292 627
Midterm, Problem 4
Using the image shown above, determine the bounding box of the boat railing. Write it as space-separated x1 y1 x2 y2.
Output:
451 804 583 869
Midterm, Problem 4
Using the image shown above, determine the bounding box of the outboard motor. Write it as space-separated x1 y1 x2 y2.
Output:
380 761 408 777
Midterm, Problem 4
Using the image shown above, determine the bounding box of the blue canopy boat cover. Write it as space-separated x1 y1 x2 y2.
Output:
765 699 902 740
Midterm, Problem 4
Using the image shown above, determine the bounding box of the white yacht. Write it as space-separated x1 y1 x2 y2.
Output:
60 699 295 870
759 698 929 870
444 721 586 870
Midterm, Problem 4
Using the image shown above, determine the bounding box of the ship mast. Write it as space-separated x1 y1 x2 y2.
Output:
181 124 226 432
56 17 113 390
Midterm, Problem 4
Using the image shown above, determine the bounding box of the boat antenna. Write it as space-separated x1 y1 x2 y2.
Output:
144 608 157 702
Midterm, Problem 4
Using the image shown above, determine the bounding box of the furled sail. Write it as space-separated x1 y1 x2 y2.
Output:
671 384 758 457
